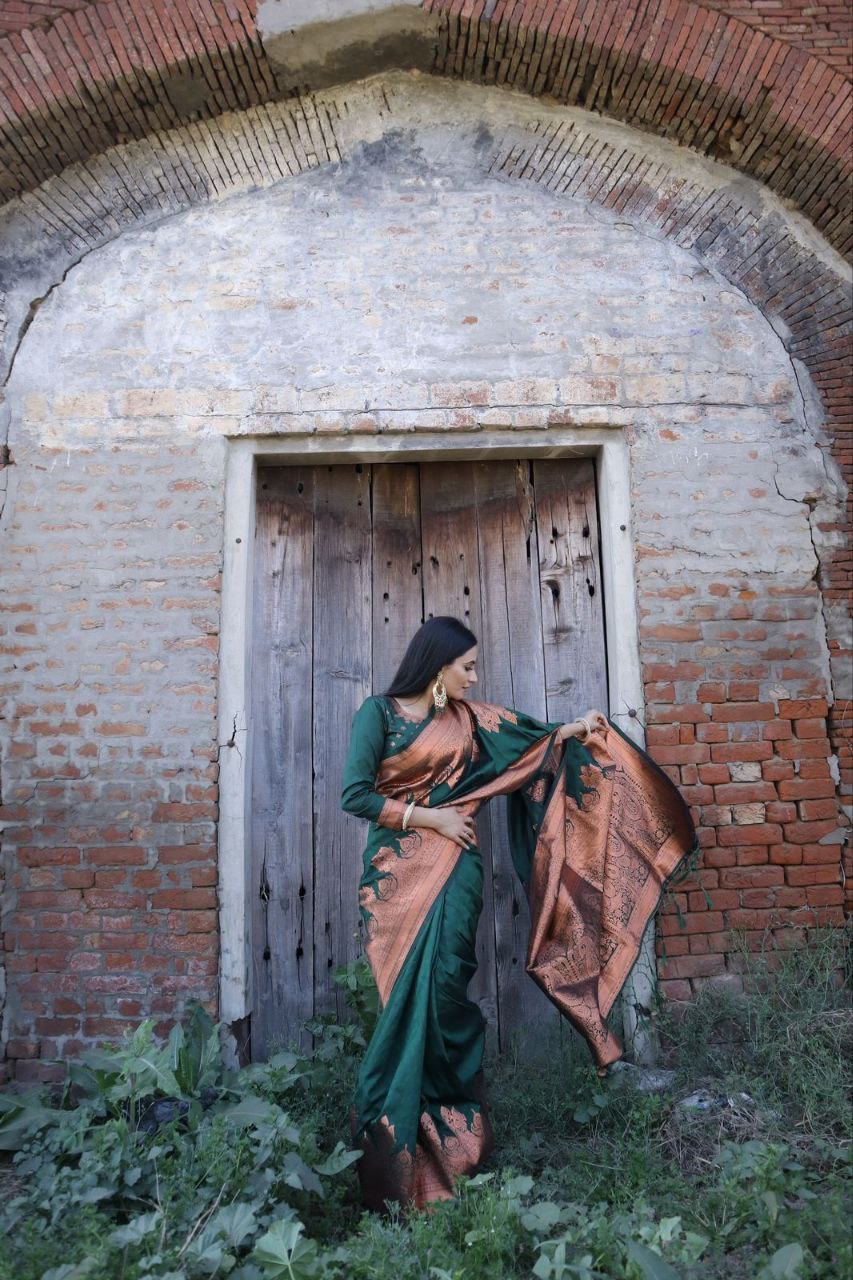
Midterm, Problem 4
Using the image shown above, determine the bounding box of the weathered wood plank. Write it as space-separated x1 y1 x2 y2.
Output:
312 464 373 1022
472 460 559 1048
250 467 314 1058
419 462 481 634
419 462 500 1043
372 464 424 694
533 459 608 725
531 459 611 1046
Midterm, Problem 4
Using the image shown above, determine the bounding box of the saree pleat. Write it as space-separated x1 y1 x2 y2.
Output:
350 851 493 1212
341 695 700 1212
422 853 484 1103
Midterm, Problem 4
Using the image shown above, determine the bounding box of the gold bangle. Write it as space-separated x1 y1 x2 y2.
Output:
402 799 416 829
578 716 593 740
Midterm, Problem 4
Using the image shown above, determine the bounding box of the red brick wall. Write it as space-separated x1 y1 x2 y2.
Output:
1 436 223 1081
652 687 845 998
0 2 849 251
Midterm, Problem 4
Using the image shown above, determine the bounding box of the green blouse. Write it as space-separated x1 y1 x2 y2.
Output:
340 695 431 828
340 693 565 831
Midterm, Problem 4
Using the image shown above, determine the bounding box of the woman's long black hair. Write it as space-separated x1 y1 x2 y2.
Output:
384 616 477 698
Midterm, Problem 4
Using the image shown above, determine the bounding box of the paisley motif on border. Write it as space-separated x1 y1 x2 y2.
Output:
468 701 519 734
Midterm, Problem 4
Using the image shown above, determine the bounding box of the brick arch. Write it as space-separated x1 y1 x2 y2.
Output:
1 70 849 859
0 1 849 257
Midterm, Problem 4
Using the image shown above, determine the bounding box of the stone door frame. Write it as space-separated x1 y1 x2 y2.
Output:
217 426 653 1058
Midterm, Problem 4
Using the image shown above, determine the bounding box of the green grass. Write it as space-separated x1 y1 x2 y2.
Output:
1 925 850 1279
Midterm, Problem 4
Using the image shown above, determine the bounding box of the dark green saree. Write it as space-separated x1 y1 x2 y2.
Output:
340 694 699 1211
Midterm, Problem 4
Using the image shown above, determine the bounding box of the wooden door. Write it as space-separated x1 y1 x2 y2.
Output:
249 459 608 1059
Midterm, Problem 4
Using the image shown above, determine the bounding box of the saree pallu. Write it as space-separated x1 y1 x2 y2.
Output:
341 695 699 1212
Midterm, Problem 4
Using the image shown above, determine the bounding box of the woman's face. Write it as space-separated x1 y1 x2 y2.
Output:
441 645 478 699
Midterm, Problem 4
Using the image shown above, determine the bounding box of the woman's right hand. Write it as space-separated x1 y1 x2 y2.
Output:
431 806 477 848
558 709 609 742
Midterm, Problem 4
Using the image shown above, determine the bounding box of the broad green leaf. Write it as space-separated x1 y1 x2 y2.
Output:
230 1266 265 1280
0 1100 54 1150
267 1052 303 1072
625 1238 682 1280
761 1190 779 1223
657 1217 682 1243
167 1023 185 1065
41 1264 96 1280
282 1152 323 1196
0 1090 32 1115
78 1046 124 1077
683 1231 710 1260
132 1053 183 1098
252 1219 319 1280
184 1231 234 1275
111 1210 163 1246
169 1000 221 1096
768 1243 805 1279
521 1201 564 1232
208 1202 258 1248
312 1141 362 1176
503 1174 535 1198
78 1184 115 1205
217 1096 283 1127
66 1060 116 1101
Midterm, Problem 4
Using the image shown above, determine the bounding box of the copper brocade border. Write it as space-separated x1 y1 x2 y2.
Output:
351 1103 494 1212
597 731 695 1015
377 699 469 781
525 724 697 1066
363 827 464 1007
365 703 475 1005
525 771 624 1066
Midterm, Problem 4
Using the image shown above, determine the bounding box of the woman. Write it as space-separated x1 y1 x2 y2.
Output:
341 616 698 1212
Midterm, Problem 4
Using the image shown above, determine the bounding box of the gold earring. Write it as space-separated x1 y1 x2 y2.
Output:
432 670 447 711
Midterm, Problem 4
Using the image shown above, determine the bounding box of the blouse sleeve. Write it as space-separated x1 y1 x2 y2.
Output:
340 696 408 829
